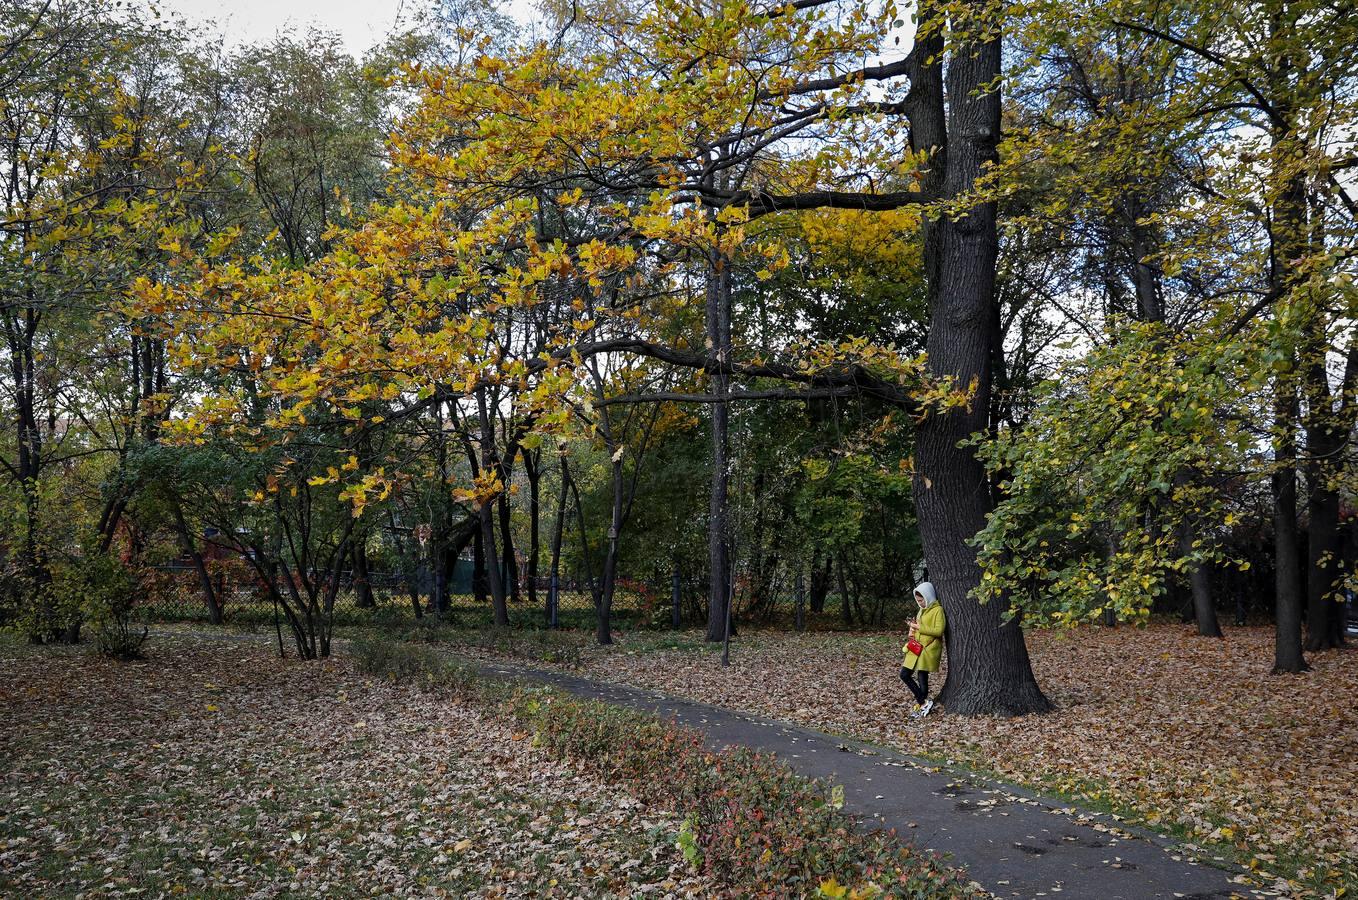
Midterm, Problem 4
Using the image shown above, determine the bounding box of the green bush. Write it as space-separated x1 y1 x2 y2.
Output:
348 638 482 695
350 638 976 899
62 553 147 659
9 572 83 645
7 552 147 653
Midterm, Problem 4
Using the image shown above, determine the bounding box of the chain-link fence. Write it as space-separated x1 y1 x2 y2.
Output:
140 565 670 630
141 562 922 632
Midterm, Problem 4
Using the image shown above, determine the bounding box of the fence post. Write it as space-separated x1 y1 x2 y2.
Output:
549 573 559 629
795 570 805 632
671 567 681 628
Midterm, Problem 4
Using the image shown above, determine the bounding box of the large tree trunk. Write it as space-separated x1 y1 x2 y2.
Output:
1303 468 1342 651
836 553 854 627
909 6 1050 716
809 557 831 613
1272 393 1308 673
479 501 508 627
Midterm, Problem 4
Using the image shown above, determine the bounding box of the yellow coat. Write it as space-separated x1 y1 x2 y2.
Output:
902 602 946 673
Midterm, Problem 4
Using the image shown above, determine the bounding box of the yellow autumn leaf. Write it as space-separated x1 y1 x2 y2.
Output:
818 877 848 899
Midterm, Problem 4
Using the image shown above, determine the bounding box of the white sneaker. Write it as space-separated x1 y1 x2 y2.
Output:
918 699 934 718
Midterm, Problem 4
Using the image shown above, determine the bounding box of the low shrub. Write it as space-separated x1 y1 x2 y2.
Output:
350 638 976 899
66 553 147 659
366 622 589 669
348 638 483 696
10 552 148 655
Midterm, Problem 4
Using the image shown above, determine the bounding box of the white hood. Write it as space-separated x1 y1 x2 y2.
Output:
914 581 937 607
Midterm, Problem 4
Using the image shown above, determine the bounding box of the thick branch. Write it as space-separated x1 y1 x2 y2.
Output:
737 188 926 217
597 387 862 405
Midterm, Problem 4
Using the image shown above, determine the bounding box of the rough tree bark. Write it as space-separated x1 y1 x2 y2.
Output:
909 2 1051 715
1272 391 1308 672
1175 509 1222 638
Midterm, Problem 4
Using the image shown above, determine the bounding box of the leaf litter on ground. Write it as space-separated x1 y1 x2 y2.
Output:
0 636 714 898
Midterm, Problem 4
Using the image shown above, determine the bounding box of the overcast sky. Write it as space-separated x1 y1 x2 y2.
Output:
146 0 541 56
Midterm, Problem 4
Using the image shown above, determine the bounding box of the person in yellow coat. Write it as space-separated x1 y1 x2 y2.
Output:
900 581 946 718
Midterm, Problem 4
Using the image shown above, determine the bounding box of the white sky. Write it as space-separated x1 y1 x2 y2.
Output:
144 1 913 62
145 0 541 56
146 0 407 55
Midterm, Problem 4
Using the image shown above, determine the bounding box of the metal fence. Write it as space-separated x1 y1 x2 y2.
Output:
140 565 921 631
139 566 667 630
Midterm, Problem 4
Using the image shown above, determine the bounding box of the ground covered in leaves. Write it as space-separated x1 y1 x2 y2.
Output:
474 623 1356 896
0 637 712 898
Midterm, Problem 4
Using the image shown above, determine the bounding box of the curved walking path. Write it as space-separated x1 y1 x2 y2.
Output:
475 659 1262 900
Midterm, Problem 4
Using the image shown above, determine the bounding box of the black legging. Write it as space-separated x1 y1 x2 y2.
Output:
899 667 929 705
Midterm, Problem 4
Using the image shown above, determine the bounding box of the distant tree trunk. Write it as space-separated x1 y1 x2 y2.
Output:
407 571 423 619
472 530 488 606
1304 471 1342 651
352 539 376 609
477 392 509 627
172 503 222 626
597 450 624 645
705 251 732 642
525 448 541 609
447 543 462 610
567 458 601 606
549 451 571 623
1176 518 1221 637
498 492 518 603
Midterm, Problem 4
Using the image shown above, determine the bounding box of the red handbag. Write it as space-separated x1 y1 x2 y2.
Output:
906 637 924 656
